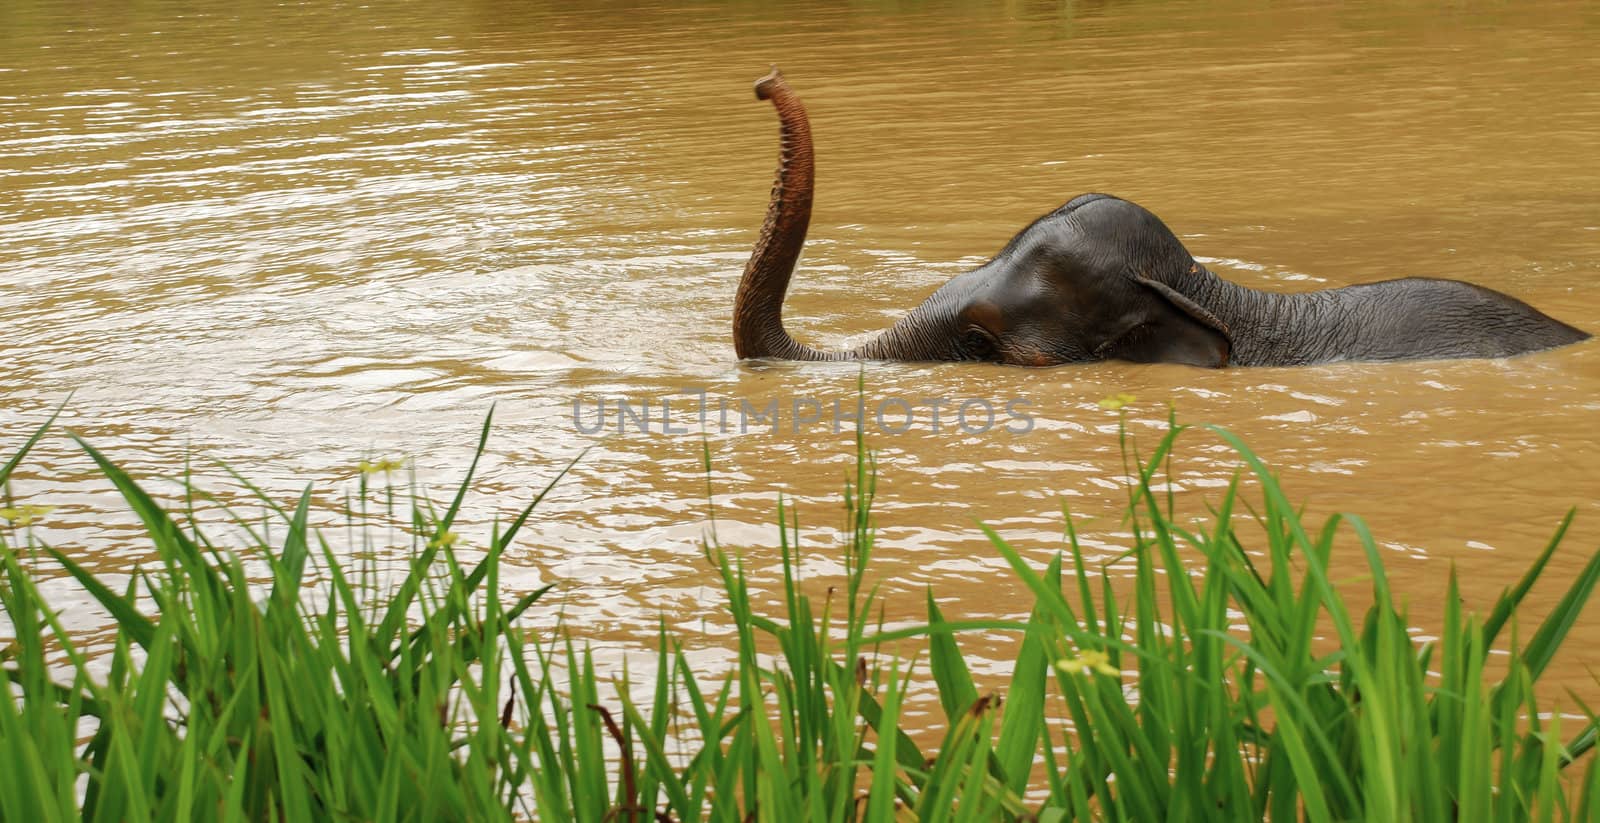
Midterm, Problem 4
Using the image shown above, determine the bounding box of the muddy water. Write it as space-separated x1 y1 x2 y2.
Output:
4 0 1600 718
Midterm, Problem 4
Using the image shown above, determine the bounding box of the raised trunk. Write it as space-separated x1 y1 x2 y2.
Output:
734 69 974 364
733 69 839 361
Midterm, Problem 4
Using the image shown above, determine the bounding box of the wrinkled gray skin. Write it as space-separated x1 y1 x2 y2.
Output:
733 70 1590 367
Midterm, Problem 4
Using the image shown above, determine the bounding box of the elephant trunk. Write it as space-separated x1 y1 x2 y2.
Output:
849 288 966 361
734 68 839 361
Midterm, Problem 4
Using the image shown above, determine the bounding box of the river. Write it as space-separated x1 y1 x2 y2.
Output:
3 0 1598 712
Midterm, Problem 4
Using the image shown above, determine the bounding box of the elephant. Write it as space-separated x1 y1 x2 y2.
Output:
733 69 1589 367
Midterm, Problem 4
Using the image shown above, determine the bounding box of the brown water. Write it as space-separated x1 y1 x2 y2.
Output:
4 0 1599 713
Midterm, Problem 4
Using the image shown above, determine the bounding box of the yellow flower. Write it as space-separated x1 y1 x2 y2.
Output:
0 505 54 527
1098 393 1136 411
358 457 405 476
428 531 458 549
1057 649 1118 677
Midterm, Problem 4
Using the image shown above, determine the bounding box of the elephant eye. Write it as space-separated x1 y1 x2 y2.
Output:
963 327 998 361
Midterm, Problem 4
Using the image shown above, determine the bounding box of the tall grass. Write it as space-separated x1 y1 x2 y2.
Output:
2 403 1597 821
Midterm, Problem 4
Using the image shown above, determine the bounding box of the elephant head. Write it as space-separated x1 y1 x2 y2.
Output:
734 68 1233 368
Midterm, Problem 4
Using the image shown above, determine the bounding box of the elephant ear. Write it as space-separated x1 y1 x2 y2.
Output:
1099 274 1232 367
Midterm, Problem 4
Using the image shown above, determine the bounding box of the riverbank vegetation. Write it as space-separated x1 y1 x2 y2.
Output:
3 404 1599 821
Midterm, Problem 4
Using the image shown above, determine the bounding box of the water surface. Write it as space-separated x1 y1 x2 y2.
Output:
3 0 1599 709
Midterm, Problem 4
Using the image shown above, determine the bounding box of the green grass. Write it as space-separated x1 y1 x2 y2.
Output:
2 402 1598 821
